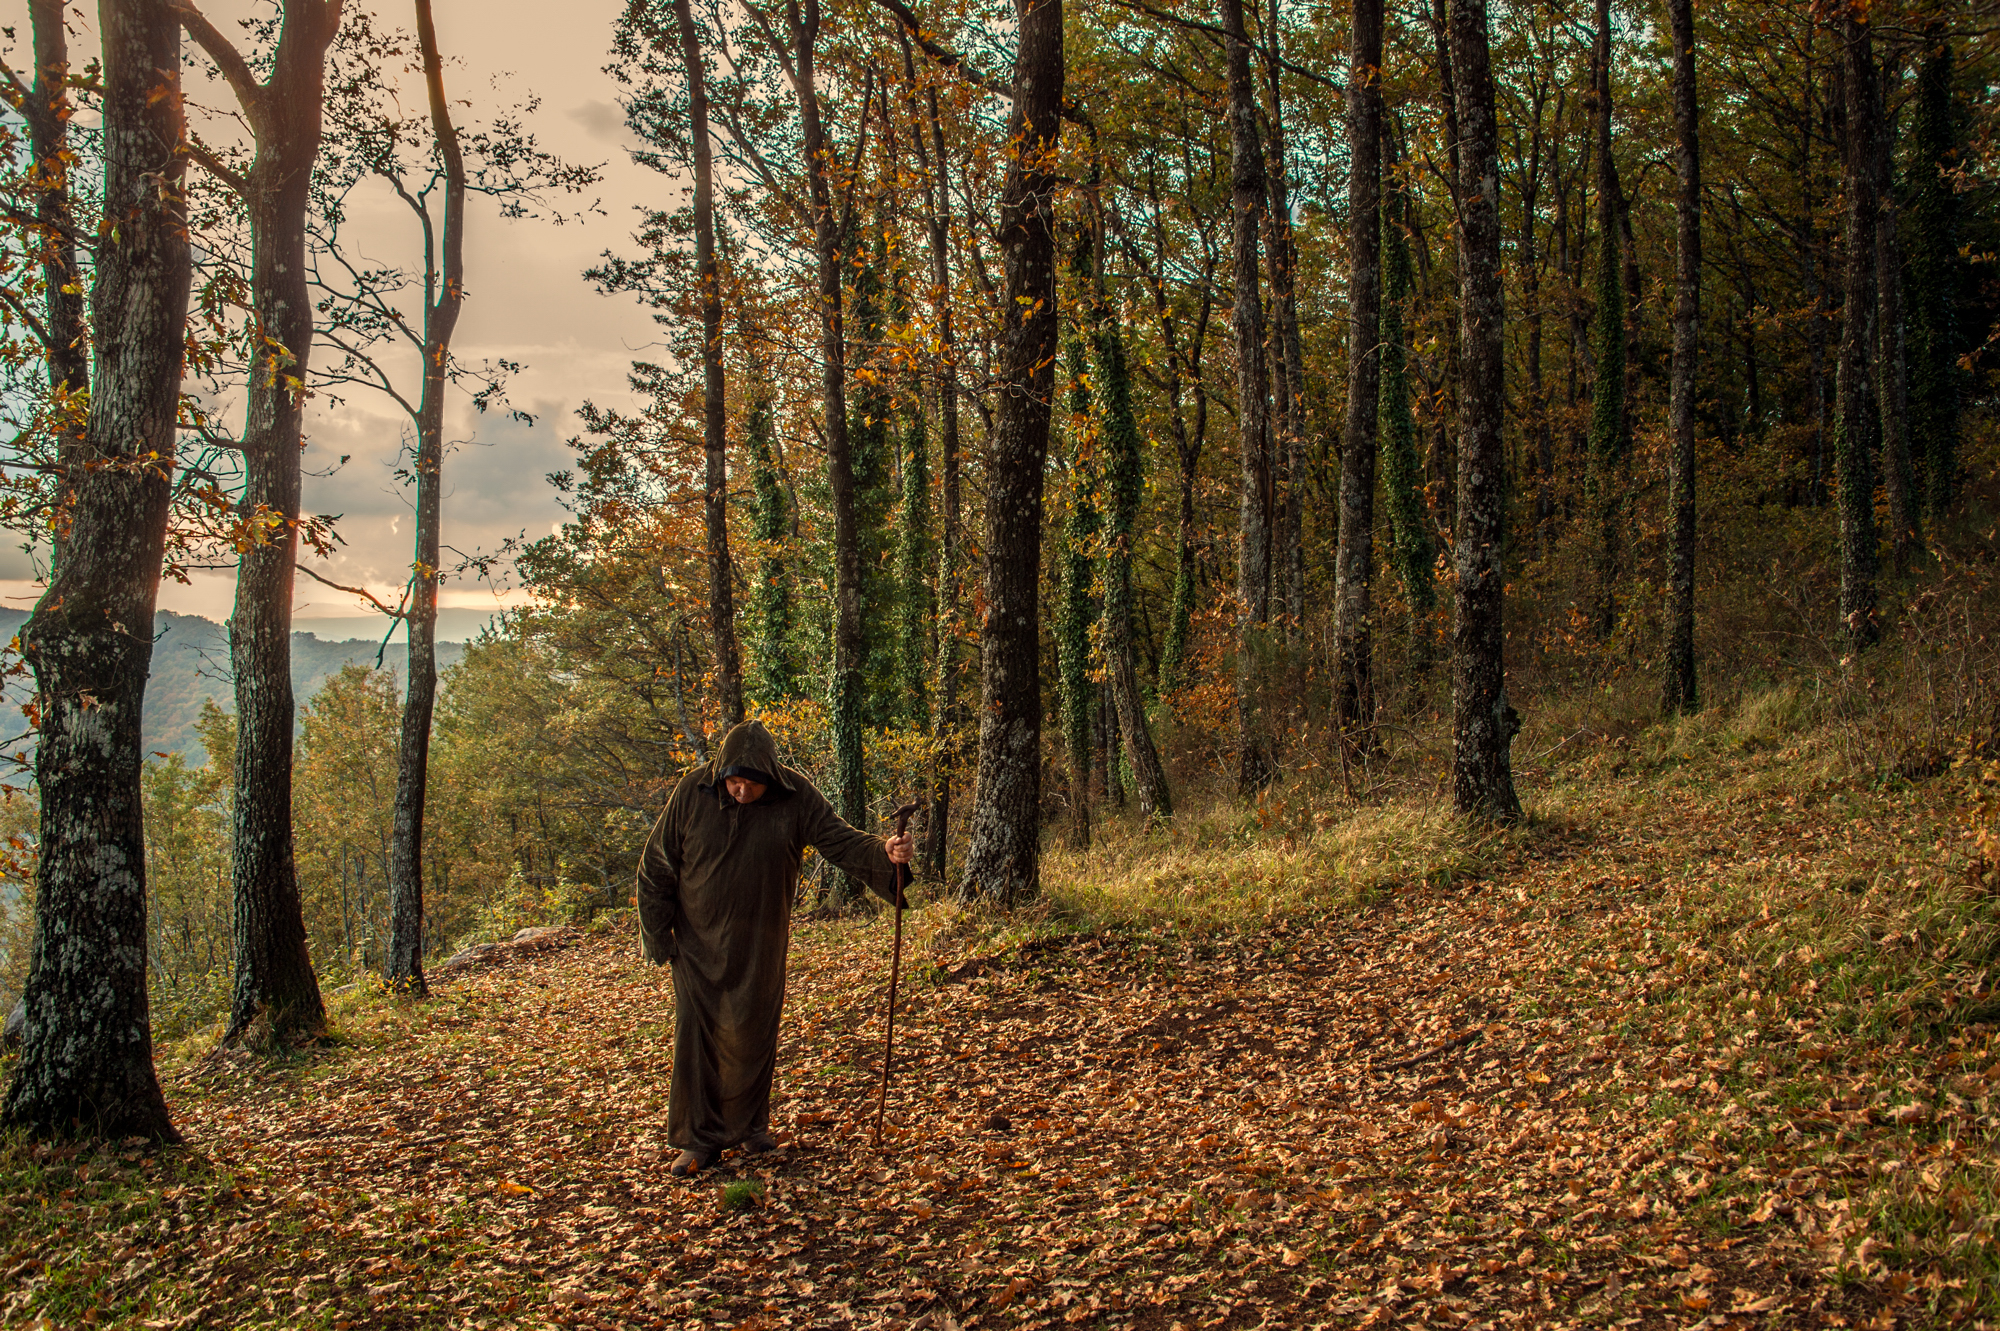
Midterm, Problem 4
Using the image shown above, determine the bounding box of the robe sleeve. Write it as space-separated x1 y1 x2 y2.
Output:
795 778 902 905
635 783 686 964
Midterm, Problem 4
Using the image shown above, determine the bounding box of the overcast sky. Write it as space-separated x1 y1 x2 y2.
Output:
2 0 673 639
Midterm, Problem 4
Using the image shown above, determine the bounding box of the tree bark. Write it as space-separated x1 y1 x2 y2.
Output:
787 0 866 905
1872 58 1916 570
1222 0 1270 796
24 0 89 572
384 0 466 995
676 0 744 729
910 76 961 882
1661 0 1699 716
1835 6 1880 650
3 0 190 1141
958 0 1062 905
1448 0 1521 824
178 0 344 1047
1262 0 1306 639
1335 0 1383 753
1090 212 1172 821
1585 0 1626 641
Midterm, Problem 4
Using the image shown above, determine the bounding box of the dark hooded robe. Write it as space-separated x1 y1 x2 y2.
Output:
635 720 900 1155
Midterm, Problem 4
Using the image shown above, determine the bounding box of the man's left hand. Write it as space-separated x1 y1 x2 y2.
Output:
885 832 914 865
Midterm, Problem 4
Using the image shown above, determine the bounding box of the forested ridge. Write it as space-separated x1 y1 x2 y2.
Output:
2 0 2000 1325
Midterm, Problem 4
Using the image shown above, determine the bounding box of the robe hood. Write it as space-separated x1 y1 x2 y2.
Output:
702 720 799 801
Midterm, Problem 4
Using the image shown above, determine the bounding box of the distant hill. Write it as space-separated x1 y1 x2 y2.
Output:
0 609 466 762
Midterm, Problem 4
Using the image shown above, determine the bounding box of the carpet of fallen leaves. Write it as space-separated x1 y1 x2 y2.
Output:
2 760 1993 1330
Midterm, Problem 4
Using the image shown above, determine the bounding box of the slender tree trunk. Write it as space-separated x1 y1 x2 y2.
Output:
1908 31 1961 521
1872 60 1916 570
1335 0 1383 752
3 0 189 1141
1090 222 1172 820
791 0 865 904
1381 143 1436 674
911 78 960 882
385 0 466 995
676 0 743 727
1662 0 1700 716
1262 0 1306 639
178 0 345 1047
25 0 89 572
1586 0 1626 641
1448 0 1521 824
1057 336 1096 852
959 0 1062 904
1836 7 1880 650
1222 0 1270 795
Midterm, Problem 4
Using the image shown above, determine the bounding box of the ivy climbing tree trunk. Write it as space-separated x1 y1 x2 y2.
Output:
1057 333 1096 851
3 0 189 1142
1335 0 1383 752
1448 0 1522 824
959 0 1062 905
384 0 467 996
176 0 344 1047
1661 0 1699 716
1872 59 1916 571
1585 0 1626 641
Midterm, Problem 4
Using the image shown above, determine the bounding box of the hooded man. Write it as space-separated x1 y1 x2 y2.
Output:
636 719 912 1176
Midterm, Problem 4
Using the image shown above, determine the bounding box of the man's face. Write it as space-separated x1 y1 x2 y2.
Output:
725 776 768 805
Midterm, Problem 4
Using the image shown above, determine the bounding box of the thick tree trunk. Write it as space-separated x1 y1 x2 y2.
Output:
1662 0 1700 716
1222 0 1270 795
385 0 466 995
3 0 189 1141
1448 0 1521 824
677 0 744 728
959 0 1062 905
1335 0 1383 752
26 0 89 571
1835 9 1880 650
190 0 344 1047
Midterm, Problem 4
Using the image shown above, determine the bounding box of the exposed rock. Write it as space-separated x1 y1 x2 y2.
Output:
435 926 581 978
511 926 568 945
3 999 23 1049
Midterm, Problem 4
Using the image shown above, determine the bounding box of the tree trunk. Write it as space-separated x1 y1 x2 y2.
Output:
1057 335 1096 852
1448 0 1521 824
1661 0 1699 716
1335 0 1383 752
1262 0 1306 639
1907 32 1960 521
1835 7 1880 650
1381 136 1436 674
3 0 189 1141
384 0 465 996
1872 58 1916 570
1222 0 1270 795
25 0 89 573
1585 0 1626 641
914 79 960 882
181 0 345 1048
1091 230 1172 820
958 0 1062 905
677 0 744 728
791 0 865 905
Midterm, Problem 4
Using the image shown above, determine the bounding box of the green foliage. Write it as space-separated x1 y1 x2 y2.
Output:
847 242 900 730
1057 335 1100 818
140 755 232 1040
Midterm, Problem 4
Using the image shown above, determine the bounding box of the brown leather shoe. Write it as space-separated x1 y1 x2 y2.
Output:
742 1132 780 1155
669 1149 714 1177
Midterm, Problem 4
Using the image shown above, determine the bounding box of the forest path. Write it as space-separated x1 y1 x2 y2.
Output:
9 768 1975 1330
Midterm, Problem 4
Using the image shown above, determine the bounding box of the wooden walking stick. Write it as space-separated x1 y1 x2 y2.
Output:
872 800 920 1148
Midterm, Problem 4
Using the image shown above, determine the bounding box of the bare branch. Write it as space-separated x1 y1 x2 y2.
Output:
297 563 408 619
170 2 267 124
